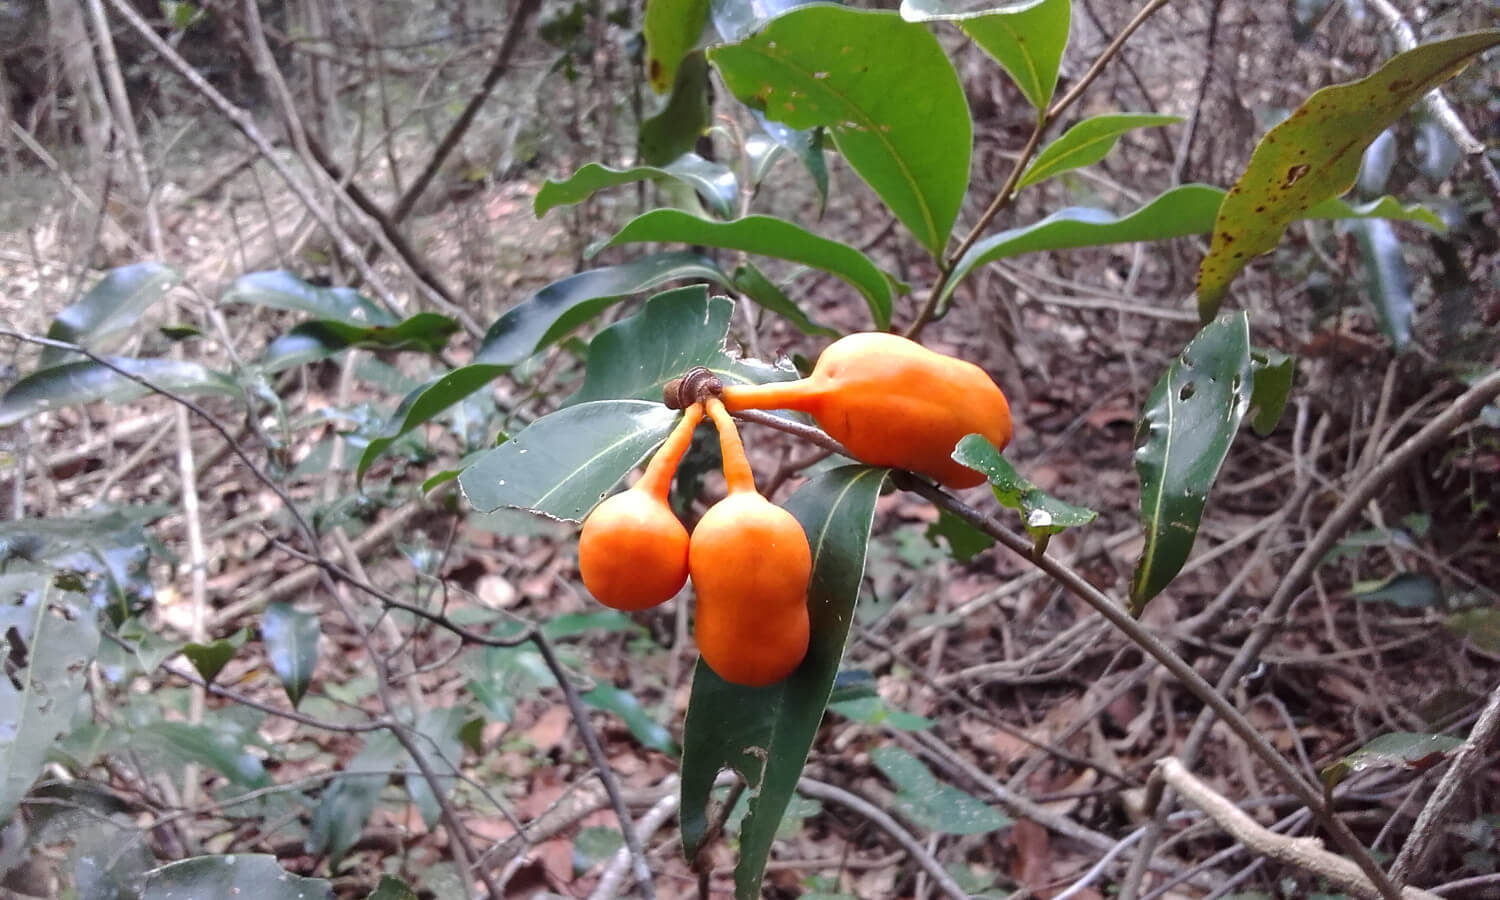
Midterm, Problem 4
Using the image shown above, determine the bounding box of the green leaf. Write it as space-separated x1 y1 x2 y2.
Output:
357 365 507 484
261 313 460 373
1129 312 1254 613
581 683 679 756
41 262 182 367
640 50 711 165
753 113 829 212
709 6 971 256
307 731 403 866
1248 348 1295 436
603 211 894 328
872 745 1011 835
572 287 793 404
1447 608 1500 653
953 435 1096 551
181 628 249 684
0 574 98 822
828 696 934 731
262 603 320 708
220 270 395 325
405 706 466 828
924 508 994 564
1196 29 1500 317
130 720 272 789
708 0 814 41
0 357 240 427
458 401 681 521
1353 572 1443 608
1305 194 1445 230
941 184 1225 312
898 0 1048 20
476 252 728 365
1321 732 1463 794
645 0 709 92
142 855 334 900
534 155 738 220
1018 113 1181 190
731 261 838 337
945 0 1070 112
1348 219 1414 349
117 616 185 673
367 875 420 900
680 466 887 900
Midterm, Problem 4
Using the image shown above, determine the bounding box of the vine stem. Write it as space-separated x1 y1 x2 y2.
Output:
906 0 1174 338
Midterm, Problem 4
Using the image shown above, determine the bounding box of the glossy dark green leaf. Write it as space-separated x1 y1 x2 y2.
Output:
640 50 711 165
366 875 420 900
476 252 728 366
220 270 395 325
534 155 738 220
1321 732 1463 795
1130 312 1254 613
0 574 97 822
1349 218 1414 349
357 365 507 484
181 628 248 684
130 720 272 789
307 730 403 866
872 745 1011 835
941 184 1224 311
937 0 1070 112
924 508 994 564
458 401 681 521
142 855 334 900
262 603 320 708
581 683 678 755
261 313 460 373
41 262 182 367
709 6 971 256
1248 348 1295 436
572 287 793 404
1019 113 1181 189
1353 572 1442 608
644 0 709 92
0 357 240 427
954 435 1096 550
680 466 887 899
603 211 894 328
1196 30 1500 317
731 262 838 337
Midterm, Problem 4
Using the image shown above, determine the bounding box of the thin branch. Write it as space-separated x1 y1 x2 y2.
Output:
1389 681 1500 883
1157 758 1441 900
796 777 970 900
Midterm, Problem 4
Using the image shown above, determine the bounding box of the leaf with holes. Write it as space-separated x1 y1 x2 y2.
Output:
1196 29 1500 317
709 6 971 256
680 467 887 900
602 211 894 328
953 435 1096 552
41 262 182 367
262 604 320 708
1018 113 1180 189
0 574 98 822
1130 312 1254 613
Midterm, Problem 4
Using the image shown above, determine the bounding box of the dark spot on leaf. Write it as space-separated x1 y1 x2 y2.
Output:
1219 232 1234 244
1254 205 1266 213
648 58 662 83
1281 164 1310 189
1388 78 1412 92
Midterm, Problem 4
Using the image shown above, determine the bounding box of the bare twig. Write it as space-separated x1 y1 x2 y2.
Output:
1389 681 1500 884
1157 758 1442 900
796 777 970 900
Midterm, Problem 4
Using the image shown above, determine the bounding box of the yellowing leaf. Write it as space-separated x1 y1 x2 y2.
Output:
1196 29 1500 318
